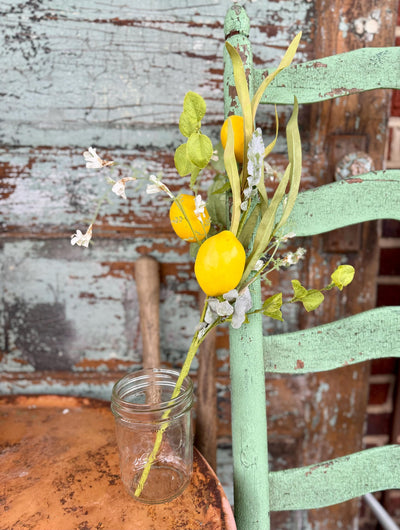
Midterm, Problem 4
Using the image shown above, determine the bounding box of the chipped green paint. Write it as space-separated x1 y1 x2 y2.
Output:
269 445 400 511
278 170 400 237
257 47 400 105
229 279 270 530
0 0 312 149
264 307 400 374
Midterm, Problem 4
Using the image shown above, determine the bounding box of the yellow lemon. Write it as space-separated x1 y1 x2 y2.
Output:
220 115 244 164
194 230 246 296
169 194 210 243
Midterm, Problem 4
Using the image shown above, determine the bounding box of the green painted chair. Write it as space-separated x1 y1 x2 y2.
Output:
223 6 400 529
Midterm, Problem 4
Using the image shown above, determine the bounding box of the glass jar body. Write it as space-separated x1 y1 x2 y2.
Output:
111 369 193 504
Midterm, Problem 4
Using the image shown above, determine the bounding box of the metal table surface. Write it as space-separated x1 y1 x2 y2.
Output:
0 394 236 530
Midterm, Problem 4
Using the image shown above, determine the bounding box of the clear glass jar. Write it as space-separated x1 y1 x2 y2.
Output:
111 368 193 504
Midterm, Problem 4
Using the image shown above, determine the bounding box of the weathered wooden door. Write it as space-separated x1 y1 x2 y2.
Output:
0 2 398 528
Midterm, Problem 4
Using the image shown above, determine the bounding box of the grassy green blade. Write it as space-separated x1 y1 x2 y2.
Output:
225 42 254 176
275 97 301 233
224 119 242 236
241 163 291 283
251 32 301 121
264 106 279 158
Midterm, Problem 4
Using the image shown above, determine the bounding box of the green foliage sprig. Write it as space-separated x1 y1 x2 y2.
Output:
174 91 214 190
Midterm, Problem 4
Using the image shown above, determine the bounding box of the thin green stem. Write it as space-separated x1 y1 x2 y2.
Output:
134 314 221 498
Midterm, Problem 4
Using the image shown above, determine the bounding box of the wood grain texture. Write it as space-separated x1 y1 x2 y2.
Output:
135 255 161 368
0 0 313 149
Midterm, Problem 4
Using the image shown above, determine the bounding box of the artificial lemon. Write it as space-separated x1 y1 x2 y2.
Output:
220 115 244 164
194 230 246 296
169 194 211 243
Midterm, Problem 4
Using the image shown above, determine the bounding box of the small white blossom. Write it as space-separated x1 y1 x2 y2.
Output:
146 175 174 199
204 288 252 330
281 232 296 242
208 298 234 318
83 147 114 169
71 224 93 248
194 195 206 220
282 247 306 266
211 150 219 162
231 288 252 329
223 289 238 302
254 260 264 271
111 177 136 200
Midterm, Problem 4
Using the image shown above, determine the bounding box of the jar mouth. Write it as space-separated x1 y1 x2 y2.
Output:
111 368 193 418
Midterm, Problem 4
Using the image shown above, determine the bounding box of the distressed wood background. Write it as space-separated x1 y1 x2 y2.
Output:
1 1 399 528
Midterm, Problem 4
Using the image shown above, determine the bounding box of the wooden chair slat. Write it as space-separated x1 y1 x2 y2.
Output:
264 307 400 374
278 170 400 237
269 445 400 511
256 47 400 105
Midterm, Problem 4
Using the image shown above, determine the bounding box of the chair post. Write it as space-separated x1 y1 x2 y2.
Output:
224 8 270 529
229 279 270 530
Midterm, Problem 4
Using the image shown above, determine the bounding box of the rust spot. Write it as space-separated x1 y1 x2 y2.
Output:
295 359 304 370
322 87 360 98
307 61 328 68
345 178 364 183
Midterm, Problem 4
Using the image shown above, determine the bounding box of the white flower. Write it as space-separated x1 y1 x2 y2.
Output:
281 231 296 242
71 224 93 248
194 194 206 220
282 247 306 266
83 147 114 169
254 260 264 271
204 288 252 330
211 150 219 162
231 288 252 329
146 175 174 199
111 177 136 200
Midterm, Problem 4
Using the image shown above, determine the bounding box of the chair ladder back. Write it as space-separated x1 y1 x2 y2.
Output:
224 5 400 530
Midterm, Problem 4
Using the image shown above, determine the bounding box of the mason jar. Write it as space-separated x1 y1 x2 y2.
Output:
111 368 194 504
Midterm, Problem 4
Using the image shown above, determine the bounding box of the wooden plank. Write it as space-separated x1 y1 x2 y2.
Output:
269 445 400 511
0 0 312 148
257 47 400 105
279 170 400 237
0 147 317 237
0 239 200 375
264 307 400 374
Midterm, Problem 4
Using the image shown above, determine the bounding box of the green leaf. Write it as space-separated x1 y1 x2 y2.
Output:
174 143 196 176
331 265 355 291
291 280 324 312
224 118 242 236
225 42 254 173
187 132 213 169
179 111 199 137
241 163 291 283
207 175 230 230
291 279 308 300
183 91 206 123
302 290 324 312
251 32 302 122
274 97 302 234
262 293 283 321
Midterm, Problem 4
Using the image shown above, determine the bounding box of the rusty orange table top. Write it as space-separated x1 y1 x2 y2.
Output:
0 394 236 530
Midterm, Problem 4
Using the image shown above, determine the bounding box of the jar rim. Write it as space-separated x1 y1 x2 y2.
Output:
111 368 193 415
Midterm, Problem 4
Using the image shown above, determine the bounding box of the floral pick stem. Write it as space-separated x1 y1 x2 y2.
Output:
134 316 219 498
